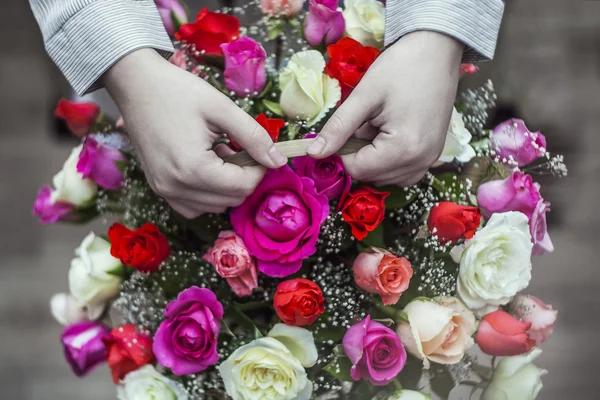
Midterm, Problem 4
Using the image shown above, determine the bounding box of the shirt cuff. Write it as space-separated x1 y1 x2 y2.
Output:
45 0 174 95
384 0 504 62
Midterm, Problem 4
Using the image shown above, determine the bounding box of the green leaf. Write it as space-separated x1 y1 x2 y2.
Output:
362 224 384 248
254 326 264 339
170 10 185 34
379 185 417 209
396 310 409 323
431 366 456 399
398 357 424 390
314 324 346 343
115 160 129 174
323 356 354 382
263 99 284 116
267 20 285 40
432 173 466 203
105 264 126 277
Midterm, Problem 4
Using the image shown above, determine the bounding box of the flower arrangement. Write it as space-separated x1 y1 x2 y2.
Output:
39 1 567 399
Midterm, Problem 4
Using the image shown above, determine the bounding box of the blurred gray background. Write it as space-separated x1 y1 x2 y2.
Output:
1 0 599 398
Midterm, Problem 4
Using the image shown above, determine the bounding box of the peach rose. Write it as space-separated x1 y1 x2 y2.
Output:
260 0 305 16
509 294 557 345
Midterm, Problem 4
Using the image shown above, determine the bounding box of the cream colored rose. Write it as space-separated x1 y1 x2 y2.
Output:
268 323 318 368
435 108 476 166
279 50 341 126
397 297 476 369
51 144 97 206
68 232 123 308
343 0 385 48
117 365 188 400
452 211 533 316
393 390 432 400
482 349 547 400
49 292 105 326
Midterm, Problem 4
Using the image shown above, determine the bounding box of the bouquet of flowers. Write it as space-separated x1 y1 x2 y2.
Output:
37 1 567 399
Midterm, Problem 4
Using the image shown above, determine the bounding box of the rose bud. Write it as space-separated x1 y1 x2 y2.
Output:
342 0 385 48
175 8 240 56
168 49 188 70
103 324 155 383
50 144 98 208
460 63 479 77
108 223 171 273
353 248 413 305
509 294 558 346
50 293 105 326
476 310 536 356
530 200 554 255
229 113 285 152
292 154 351 200
77 136 126 190
260 0 305 16
490 119 547 167
428 201 482 244
61 321 110 377
55 99 100 137
274 278 325 326
304 0 345 47
221 37 267 97
33 185 75 225
339 186 390 241
482 349 547 400
155 0 188 36
477 171 542 220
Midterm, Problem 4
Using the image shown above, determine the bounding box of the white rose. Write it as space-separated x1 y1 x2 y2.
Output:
279 50 341 126
343 0 385 48
51 144 97 206
482 349 547 400
219 336 313 400
393 390 432 400
68 232 123 308
452 211 533 316
268 323 318 368
117 365 188 400
397 297 476 369
49 292 105 326
435 108 476 166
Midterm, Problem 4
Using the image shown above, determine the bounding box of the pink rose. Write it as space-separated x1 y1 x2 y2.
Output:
353 248 413 305
530 200 554 255
168 49 188 69
510 294 557 345
292 154 351 200
477 171 541 219
304 0 345 47
491 119 547 167
155 0 188 36
203 231 259 297
221 37 267 97
33 185 75 224
231 166 329 277
476 310 536 356
260 0 305 16
77 136 126 190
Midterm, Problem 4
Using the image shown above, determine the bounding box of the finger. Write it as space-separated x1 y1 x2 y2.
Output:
354 122 379 141
340 133 399 180
374 169 428 187
169 199 227 219
167 188 245 207
214 143 236 159
361 163 423 182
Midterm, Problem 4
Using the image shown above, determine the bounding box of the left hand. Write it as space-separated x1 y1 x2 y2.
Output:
307 31 463 186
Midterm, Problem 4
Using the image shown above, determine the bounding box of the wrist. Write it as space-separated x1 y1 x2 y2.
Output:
103 48 166 100
392 31 464 64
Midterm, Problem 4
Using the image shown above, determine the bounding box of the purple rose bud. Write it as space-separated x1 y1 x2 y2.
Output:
491 119 547 167
221 37 267 97
531 200 554 255
477 171 542 220
343 315 407 386
304 0 345 47
61 321 111 377
77 136 126 190
33 185 75 224
155 0 188 36
292 155 351 200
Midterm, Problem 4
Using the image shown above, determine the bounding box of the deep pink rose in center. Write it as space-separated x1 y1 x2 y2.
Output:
292 155 351 200
477 171 541 219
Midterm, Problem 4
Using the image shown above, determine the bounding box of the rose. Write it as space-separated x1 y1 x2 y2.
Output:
428 201 482 244
451 212 533 315
155 0 188 36
279 50 341 126
229 113 285 152
477 171 541 220
273 278 325 326
169 49 188 69
117 365 188 400
325 37 380 101
103 324 155 383
108 223 171 273
460 63 479 77
435 108 476 165
304 0 345 47
231 166 329 277
267 323 319 367
530 200 554 255
397 297 476 368
352 248 413 305
509 294 557 346
203 231 258 297
221 37 267 97
476 310 536 356
68 232 123 308
342 0 385 48
52 144 98 206
482 349 547 400
343 315 406 385
175 8 240 56
292 154 351 200
77 136 126 190
153 286 223 375
491 119 547 167
394 391 432 400
50 293 105 326
339 186 390 240
260 0 305 16
33 185 75 224
54 99 100 137
61 321 110 377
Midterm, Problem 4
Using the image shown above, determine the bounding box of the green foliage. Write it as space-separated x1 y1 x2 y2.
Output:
379 185 418 209
262 99 284 116
362 224 385 248
323 356 354 382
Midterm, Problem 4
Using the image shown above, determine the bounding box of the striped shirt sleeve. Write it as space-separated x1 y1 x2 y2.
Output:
29 0 174 95
384 0 505 62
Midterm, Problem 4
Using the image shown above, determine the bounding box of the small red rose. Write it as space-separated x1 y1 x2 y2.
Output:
108 223 171 273
102 324 154 383
339 186 390 241
274 278 325 326
229 113 285 152
428 201 482 243
476 310 536 357
55 98 100 137
175 8 240 56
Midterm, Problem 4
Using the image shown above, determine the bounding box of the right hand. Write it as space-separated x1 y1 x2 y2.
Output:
103 49 288 218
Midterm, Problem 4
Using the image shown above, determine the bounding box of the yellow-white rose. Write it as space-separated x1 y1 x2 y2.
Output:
482 349 547 400
279 50 341 126
68 232 123 308
435 108 476 166
117 365 188 400
343 0 385 48
393 390 432 400
51 144 97 206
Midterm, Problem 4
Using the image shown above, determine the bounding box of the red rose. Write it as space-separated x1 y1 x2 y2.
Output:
325 38 381 102
428 201 482 244
476 310 536 356
108 223 171 273
229 113 285 152
339 186 390 241
102 324 154 383
54 98 100 137
273 278 325 326
175 8 240 56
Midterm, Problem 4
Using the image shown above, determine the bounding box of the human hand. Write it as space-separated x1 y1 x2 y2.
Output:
103 49 288 218
307 31 463 186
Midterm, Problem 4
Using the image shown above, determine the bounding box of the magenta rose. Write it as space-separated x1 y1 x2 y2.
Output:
33 185 75 224
343 315 407 386
530 200 554 255
156 0 188 36
231 166 329 277
153 286 223 375
77 136 126 190
491 119 547 167
221 37 267 97
477 171 541 219
292 155 351 200
62 321 110 377
304 0 345 47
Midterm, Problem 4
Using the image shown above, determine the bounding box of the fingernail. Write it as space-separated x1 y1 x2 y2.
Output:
269 146 288 166
307 136 326 155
